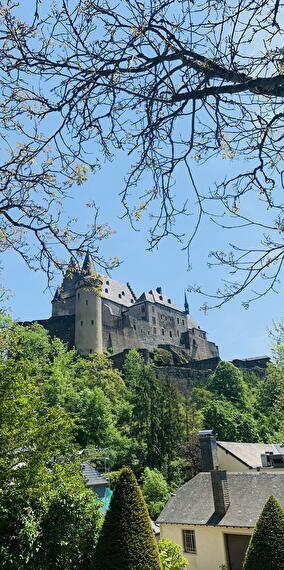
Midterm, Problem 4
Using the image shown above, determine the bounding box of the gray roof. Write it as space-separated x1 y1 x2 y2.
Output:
217 441 283 469
81 462 108 486
101 276 136 307
157 471 284 528
137 289 179 310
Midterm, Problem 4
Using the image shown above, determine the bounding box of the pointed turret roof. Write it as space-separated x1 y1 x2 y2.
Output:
81 252 96 277
184 291 189 314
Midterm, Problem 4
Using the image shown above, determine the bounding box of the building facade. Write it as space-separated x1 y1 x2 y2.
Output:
32 253 219 359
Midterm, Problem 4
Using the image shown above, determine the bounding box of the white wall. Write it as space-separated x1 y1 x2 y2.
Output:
160 523 252 570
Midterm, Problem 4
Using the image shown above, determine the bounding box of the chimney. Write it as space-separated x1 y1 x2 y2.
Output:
198 429 218 471
211 470 230 516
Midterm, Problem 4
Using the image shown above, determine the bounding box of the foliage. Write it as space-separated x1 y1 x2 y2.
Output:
243 496 284 570
142 467 170 520
203 399 259 442
159 539 188 570
152 348 174 366
208 361 248 406
94 467 162 570
0 2 284 301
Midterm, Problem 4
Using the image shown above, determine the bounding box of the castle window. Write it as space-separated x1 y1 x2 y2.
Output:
182 319 185 325
162 328 164 336
86 299 88 305
106 280 109 285
91 320 94 325
105 288 109 293
169 331 172 338
81 321 83 326
78 293 80 299
177 330 180 336
152 316 156 325
152 306 154 312
133 323 136 330
177 317 180 324
89 349 93 354
153 327 157 334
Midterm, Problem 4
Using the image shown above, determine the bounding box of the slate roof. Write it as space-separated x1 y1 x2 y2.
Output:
81 462 108 487
217 441 283 469
136 289 179 310
100 276 136 307
157 471 284 528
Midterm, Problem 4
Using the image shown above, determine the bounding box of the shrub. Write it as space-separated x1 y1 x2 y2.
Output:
243 495 284 570
159 539 187 570
152 348 174 366
94 467 162 570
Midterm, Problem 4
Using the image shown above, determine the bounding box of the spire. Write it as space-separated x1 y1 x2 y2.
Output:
81 251 96 277
184 291 189 315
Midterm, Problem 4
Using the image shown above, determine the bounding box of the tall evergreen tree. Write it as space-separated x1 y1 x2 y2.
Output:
94 467 162 570
243 496 284 570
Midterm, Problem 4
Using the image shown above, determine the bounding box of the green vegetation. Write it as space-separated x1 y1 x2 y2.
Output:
0 317 283 566
159 539 188 570
94 467 162 570
142 467 170 520
243 496 284 570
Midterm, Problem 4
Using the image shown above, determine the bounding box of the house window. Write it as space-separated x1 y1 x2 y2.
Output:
183 530 196 554
162 328 164 336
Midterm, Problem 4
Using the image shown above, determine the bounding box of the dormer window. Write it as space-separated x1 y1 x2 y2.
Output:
131 299 134 303
168 299 171 304
159 295 163 301
106 280 109 285
118 293 122 298
105 288 109 293
122 291 125 296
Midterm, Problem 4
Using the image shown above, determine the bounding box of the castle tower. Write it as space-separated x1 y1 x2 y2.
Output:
74 253 103 355
184 291 189 315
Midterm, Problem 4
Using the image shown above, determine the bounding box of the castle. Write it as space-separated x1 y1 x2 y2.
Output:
32 253 219 361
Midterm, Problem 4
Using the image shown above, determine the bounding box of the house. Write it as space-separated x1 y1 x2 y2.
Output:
217 440 284 471
81 462 112 514
157 431 284 570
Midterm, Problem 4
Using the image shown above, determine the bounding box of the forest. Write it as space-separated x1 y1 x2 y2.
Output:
0 317 283 567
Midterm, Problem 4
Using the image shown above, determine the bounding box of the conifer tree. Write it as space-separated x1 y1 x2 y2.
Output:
243 496 284 570
94 467 162 570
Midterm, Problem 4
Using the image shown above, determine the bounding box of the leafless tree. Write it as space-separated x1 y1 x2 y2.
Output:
0 0 283 304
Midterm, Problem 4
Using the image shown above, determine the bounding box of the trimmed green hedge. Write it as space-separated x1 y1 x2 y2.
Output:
243 495 284 570
94 467 162 570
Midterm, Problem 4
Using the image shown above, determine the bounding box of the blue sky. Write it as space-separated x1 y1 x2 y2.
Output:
2 146 282 361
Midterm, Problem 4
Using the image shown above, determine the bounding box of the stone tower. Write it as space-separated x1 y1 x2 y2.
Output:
74 252 103 355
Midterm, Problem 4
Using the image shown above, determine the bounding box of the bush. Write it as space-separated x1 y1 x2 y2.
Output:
159 539 187 570
243 496 284 570
142 467 170 520
152 348 174 366
94 467 162 570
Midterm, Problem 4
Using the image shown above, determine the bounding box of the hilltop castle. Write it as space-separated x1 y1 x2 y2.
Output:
32 253 219 361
